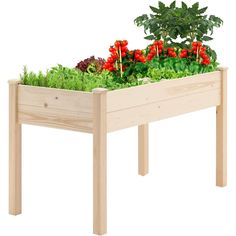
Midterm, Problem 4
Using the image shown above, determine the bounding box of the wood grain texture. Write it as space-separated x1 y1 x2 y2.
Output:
9 81 22 215
18 85 93 133
138 124 149 176
107 88 220 132
93 88 107 235
216 67 227 187
107 71 221 112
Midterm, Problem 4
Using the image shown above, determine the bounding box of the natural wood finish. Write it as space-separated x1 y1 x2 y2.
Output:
14 71 221 134
18 85 92 112
18 85 93 133
9 80 22 215
107 71 221 112
138 124 149 176
107 88 220 132
93 88 107 235
216 67 227 187
8 69 226 235
18 104 93 133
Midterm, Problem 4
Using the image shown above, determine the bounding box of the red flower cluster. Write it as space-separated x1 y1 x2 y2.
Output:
179 49 188 58
133 49 146 63
103 54 116 71
199 47 210 65
147 40 164 61
115 40 128 58
103 39 212 73
167 48 177 57
192 41 210 65
103 40 129 71
192 41 202 54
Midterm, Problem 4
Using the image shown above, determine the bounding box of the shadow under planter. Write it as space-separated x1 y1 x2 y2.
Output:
9 67 227 235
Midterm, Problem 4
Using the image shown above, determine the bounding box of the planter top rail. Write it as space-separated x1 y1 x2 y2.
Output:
10 69 223 133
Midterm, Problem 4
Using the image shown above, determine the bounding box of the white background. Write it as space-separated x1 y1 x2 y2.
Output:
0 0 235 235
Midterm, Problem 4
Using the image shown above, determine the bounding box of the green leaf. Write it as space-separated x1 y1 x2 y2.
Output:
153 29 162 39
192 2 199 10
169 29 178 39
202 36 213 41
134 14 148 26
170 1 176 8
158 1 165 10
198 7 208 14
149 6 159 14
181 1 188 9
144 35 155 40
209 15 223 26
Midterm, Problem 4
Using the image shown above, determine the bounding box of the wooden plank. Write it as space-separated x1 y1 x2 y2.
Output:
18 85 93 133
107 71 221 112
18 85 92 113
18 105 93 133
93 88 107 235
9 80 22 215
107 88 220 132
216 67 227 187
138 124 149 176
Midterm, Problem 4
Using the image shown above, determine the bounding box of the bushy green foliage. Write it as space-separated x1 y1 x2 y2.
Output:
120 57 218 81
134 1 223 47
20 58 218 91
147 68 191 81
134 1 223 61
20 65 144 91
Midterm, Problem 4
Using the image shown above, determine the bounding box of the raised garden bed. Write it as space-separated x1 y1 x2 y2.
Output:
9 68 227 235
9 1 227 235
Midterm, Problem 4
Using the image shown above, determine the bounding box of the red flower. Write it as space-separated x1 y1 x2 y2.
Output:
109 47 116 53
179 49 188 58
121 52 126 57
121 40 128 46
114 41 121 48
121 46 128 52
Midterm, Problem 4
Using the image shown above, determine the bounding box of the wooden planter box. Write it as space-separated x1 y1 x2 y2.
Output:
9 67 227 235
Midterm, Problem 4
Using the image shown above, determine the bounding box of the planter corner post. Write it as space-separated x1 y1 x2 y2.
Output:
9 80 22 215
138 124 149 176
92 88 108 235
216 67 228 187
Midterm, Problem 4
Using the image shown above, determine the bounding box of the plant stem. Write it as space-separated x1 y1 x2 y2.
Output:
190 32 195 43
196 45 201 62
196 46 199 62
156 45 159 58
119 46 123 78
114 48 118 70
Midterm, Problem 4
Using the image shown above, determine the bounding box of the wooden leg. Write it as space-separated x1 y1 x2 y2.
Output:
216 68 227 187
138 124 149 176
9 81 22 215
93 88 107 235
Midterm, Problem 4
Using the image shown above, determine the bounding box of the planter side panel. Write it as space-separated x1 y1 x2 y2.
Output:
18 86 93 133
107 71 221 112
107 71 221 132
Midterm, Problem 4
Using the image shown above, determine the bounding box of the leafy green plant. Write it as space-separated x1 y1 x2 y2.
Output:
147 67 192 81
20 65 145 91
134 1 223 49
20 57 218 92
124 56 217 81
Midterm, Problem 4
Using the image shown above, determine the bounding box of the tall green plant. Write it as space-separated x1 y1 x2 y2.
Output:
134 1 223 49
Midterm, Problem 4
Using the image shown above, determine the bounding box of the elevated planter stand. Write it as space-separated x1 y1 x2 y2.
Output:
9 67 227 235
